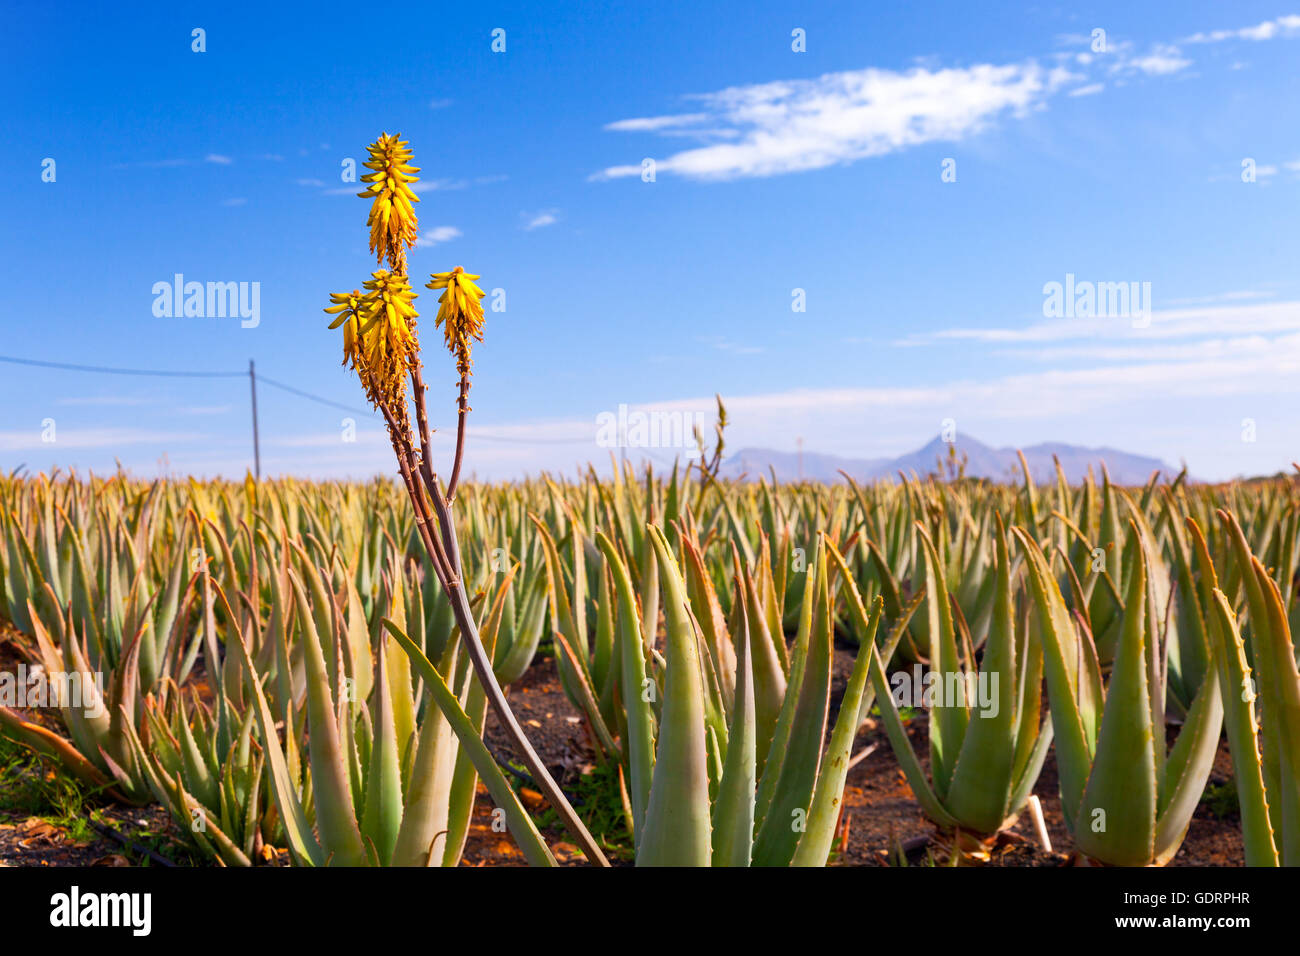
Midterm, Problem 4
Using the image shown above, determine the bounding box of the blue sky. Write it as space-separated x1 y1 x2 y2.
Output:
3 1 1299 481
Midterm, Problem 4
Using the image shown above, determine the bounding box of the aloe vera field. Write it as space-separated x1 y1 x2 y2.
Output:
2 455 1298 870
9 1 1300 941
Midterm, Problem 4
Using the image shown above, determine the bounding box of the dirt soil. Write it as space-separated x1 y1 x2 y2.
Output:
1 624 1245 868
465 642 1245 867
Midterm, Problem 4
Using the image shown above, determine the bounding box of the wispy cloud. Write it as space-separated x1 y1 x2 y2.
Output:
1164 289 1277 307
1121 44 1192 76
702 336 764 355
416 225 461 248
0 429 203 452
111 158 190 169
410 178 468 194
522 209 559 230
222 197 247 207
428 98 453 109
604 113 711 132
594 15 1290 182
55 396 151 407
1184 15 1300 44
205 154 233 165
595 61 1077 181
296 177 326 187
897 300 1300 346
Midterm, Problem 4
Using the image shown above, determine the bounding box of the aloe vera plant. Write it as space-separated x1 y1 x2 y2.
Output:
1015 523 1223 866
1206 510 1300 865
597 525 900 866
869 518 1052 842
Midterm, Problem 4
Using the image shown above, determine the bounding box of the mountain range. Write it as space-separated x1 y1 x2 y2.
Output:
719 435 1182 485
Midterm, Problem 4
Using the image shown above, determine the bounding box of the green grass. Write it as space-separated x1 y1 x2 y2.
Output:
1202 778 1240 820
534 760 635 863
0 733 205 866
0 733 98 843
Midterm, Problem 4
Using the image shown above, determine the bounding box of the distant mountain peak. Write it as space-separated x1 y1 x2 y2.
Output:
720 435 1180 485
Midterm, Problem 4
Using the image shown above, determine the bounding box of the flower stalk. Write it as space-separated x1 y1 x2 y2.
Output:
328 133 608 866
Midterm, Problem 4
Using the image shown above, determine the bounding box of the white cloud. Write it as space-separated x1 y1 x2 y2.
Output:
0 429 203 452
604 113 711 132
898 299 1300 346
1184 15 1300 44
702 336 763 355
296 177 326 187
1123 44 1191 76
522 209 559 230
205 154 233 165
410 178 468 193
595 14 1300 181
416 226 461 248
222 197 247 207
352 329 1300 478
595 61 1077 181
428 98 453 109
1165 289 1276 307
55 396 151 407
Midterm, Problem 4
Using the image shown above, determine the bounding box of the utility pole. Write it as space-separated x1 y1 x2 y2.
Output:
249 359 261 479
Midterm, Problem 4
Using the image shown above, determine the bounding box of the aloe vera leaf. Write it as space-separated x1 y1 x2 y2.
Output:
1206 589 1278 866
1013 527 1094 829
288 568 366 866
915 524 969 802
1074 545 1156 866
866 641 959 827
227 619 324 867
946 516 1019 834
752 539 833 867
792 591 884 866
711 582 756 867
595 532 656 845
383 619 557 867
360 636 404 866
1153 656 1222 864
637 524 712 867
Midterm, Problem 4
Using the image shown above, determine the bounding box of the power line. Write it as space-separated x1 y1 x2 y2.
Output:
256 375 587 444
1 351 596 445
255 373 376 417
0 354 244 378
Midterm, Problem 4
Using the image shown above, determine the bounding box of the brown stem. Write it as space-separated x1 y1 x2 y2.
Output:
392 377 610 867
445 371 471 501
422 464 610 867
377 397 455 587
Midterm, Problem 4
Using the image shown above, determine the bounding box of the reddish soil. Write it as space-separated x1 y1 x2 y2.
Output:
0 624 1246 868
465 642 1246 867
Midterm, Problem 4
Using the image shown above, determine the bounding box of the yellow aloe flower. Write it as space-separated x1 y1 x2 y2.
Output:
361 271 420 417
324 290 366 369
358 133 420 273
426 267 486 377
324 275 420 439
